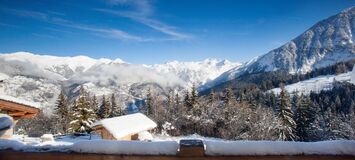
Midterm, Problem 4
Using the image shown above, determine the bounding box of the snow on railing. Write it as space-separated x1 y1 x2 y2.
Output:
0 139 355 156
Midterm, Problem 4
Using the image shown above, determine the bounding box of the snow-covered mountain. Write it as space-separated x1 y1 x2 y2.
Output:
0 52 240 111
205 7 355 89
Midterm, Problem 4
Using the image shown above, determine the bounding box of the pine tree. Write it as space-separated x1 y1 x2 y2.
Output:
334 95 342 113
90 95 98 114
208 89 216 106
190 84 198 107
183 90 191 112
97 95 110 119
53 89 69 134
146 88 154 116
174 92 183 116
239 89 245 102
69 87 96 133
223 86 235 108
295 94 315 141
277 86 296 141
190 84 201 117
110 93 123 117
291 92 299 110
167 90 176 117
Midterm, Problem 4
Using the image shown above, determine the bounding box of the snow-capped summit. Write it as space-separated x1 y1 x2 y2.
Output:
205 7 355 89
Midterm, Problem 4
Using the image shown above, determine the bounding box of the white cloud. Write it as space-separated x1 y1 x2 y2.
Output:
72 63 185 88
99 0 192 40
0 8 48 21
1 8 145 42
51 17 145 41
106 0 153 16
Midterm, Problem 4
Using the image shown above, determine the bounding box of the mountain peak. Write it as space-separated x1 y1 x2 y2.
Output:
204 7 355 89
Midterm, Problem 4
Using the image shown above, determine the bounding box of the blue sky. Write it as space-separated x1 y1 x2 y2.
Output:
0 0 353 64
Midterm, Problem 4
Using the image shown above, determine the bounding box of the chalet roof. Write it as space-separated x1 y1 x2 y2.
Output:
0 94 40 119
91 113 157 139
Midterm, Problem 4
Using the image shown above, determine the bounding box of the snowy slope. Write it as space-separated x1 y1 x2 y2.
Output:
206 7 355 89
269 72 353 95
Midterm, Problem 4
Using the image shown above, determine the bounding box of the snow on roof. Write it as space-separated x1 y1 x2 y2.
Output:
91 113 157 139
0 94 41 109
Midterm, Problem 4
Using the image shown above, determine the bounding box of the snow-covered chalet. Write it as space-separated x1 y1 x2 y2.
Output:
0 95 40 139
91 113 157 140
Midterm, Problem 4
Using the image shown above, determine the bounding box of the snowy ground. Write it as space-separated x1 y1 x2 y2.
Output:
269 72 353 95
1 134 354 156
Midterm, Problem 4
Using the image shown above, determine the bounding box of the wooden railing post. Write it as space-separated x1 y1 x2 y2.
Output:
178 139 205 157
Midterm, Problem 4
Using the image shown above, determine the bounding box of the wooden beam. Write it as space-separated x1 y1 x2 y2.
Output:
8 111 26 117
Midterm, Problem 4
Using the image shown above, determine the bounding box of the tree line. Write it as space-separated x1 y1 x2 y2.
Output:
15 77 355 141
145 81 355 141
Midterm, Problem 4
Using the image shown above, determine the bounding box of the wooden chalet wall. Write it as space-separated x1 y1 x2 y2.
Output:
0 99 39 139
92 125 139 140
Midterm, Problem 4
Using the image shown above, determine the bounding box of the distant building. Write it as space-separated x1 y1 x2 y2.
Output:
91 113 157 140
0 95 40 139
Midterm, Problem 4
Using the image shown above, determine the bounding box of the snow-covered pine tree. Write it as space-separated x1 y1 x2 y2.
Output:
166 90 176 121
295 94 315 141
277 86 297 141
190 84 201 117
208 89 216 106
175 92 180 107
90 95 98 114
110 93 123 117
53 89 70 134
146 88 154 116
183 90 191 112
166 90 173 111
69 87 96 133
223 86 235 108
97 95 110 119
190 84 198 107
291 92 299 110
207 89 217 115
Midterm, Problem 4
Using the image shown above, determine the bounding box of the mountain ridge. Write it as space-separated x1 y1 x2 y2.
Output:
0 51 240 111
